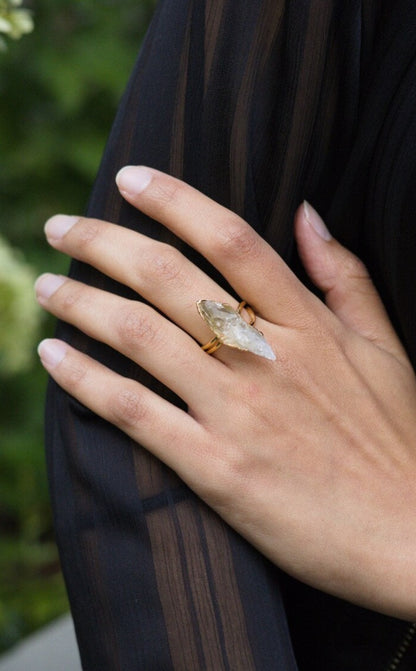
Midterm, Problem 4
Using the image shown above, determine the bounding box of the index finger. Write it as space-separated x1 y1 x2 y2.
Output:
116 166 314 326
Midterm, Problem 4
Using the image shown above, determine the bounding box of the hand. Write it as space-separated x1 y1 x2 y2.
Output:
36 167 416 619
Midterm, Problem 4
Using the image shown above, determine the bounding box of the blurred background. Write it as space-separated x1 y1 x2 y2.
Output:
0 0 156 654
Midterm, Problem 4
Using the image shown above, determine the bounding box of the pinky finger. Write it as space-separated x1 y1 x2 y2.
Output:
38 339 204 477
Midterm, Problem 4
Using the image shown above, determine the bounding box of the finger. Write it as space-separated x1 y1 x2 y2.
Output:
37 338 207 483
35 274 227 407
44 214 253 349
295 202 408 359
114 166 315 326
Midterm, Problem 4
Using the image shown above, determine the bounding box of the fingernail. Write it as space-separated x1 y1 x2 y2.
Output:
116 165 153 195
35 273 66 300
38 339 67 368
44 215 79 241
303 201 332 241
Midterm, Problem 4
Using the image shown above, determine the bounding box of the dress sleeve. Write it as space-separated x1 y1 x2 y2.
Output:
45 2 303 668
45 1 416 669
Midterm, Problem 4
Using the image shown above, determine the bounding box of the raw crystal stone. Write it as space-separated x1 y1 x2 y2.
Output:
197 300 276 361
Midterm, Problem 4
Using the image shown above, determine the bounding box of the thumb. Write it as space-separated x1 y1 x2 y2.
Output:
295 201 406 359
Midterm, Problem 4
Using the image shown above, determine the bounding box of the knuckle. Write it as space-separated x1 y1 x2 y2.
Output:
110 388 146 428
60 285 84 312
334 252 377 301
65 359 87 388
215 217 258 261
341 252 369 282
150 245 186 285
204 446 256 509
198 397 263 501
75 217 101 249
150 178 183 213
117 305 157 350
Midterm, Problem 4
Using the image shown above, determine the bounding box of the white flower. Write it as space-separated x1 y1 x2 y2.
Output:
0 16 12 33
0 235 41 375
8 9 33 38
0 0 33 42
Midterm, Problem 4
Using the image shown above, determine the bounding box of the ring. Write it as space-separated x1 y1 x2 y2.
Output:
197 299 276 361
201 301 254 354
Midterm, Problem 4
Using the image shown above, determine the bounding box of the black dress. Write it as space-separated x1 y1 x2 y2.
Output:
45 1 416 669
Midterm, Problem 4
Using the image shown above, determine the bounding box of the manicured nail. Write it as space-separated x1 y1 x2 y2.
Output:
116 165 153 195
303 201 332 241
35 273 66 301
44 215 79 241
38 339 67 368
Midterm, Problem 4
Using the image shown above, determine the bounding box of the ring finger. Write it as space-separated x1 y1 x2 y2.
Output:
35 274 227 409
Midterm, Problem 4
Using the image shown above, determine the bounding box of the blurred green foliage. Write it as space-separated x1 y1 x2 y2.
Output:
0 0 156 653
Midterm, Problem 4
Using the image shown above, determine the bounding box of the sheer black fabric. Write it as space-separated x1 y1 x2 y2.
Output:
45 1 416 669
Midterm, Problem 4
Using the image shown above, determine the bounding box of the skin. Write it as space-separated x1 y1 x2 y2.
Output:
36 166 416 620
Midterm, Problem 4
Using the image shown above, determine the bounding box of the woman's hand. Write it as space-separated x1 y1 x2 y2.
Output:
36 166 416 619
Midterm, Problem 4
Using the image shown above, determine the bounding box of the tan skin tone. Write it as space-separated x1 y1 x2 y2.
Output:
36 166 416 620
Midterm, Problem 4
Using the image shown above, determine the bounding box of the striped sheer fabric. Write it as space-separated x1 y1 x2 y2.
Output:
46 1 416 669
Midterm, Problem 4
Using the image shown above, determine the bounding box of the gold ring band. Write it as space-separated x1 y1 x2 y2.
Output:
237 301 256 326
201 337 223 354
